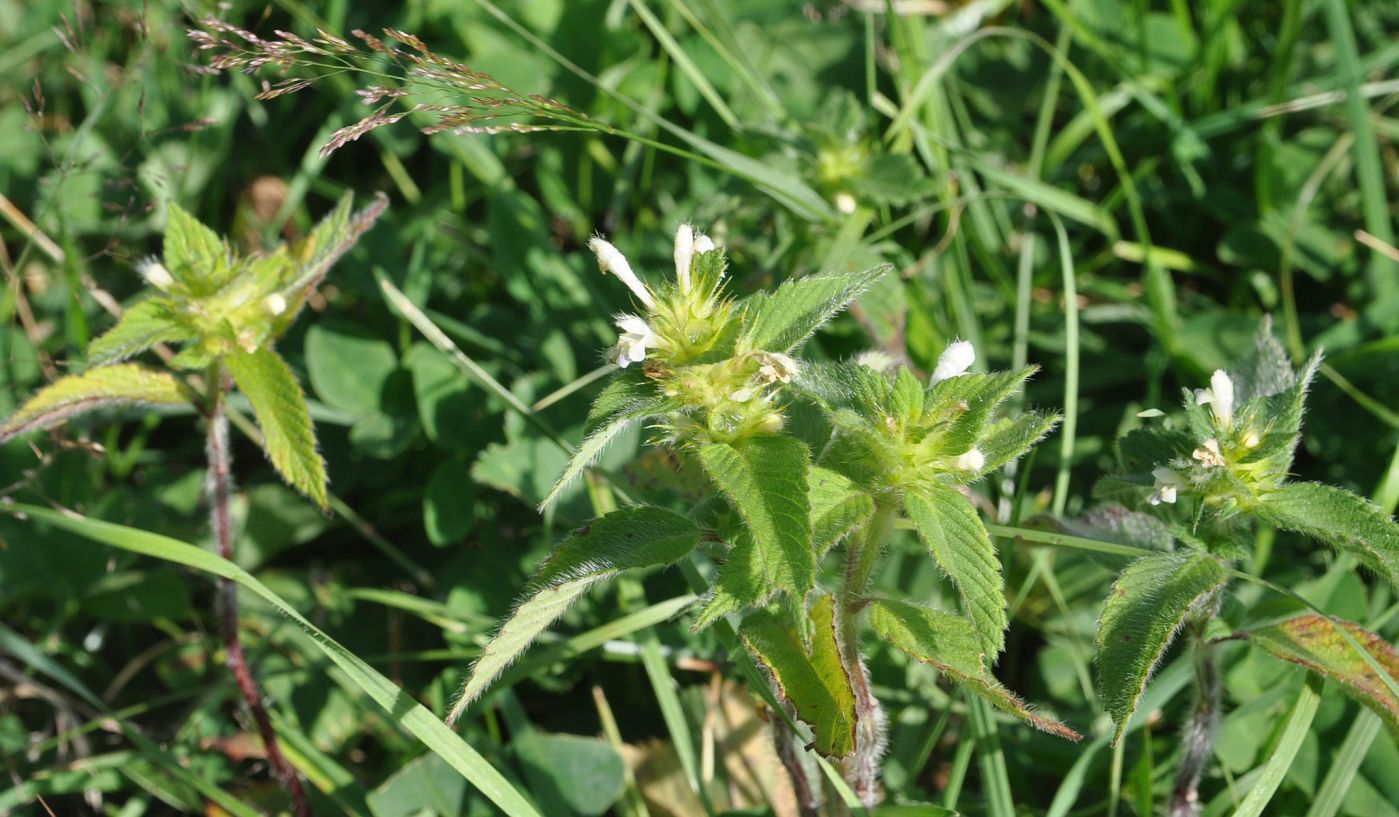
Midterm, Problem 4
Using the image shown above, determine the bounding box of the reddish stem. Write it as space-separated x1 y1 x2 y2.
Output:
206 377 311 817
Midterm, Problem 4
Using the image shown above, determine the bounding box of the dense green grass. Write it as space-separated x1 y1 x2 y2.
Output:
2 0 1397 815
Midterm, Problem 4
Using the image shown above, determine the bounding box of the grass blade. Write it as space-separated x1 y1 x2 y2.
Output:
1228 673 1323 817
6 504 545 817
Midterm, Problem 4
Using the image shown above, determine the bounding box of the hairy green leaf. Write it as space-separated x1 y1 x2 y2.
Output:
738 267 887 354
973 411 1061 476
1248 614 1399 737
692 531 764 631
163 202 232 292
890 367 924 427
793 361 892 415
810 466 875 557
0 364 191 443
931 367 1036 456
904 486 1006 659
279 192 389 316
697 436 815 610
1255 482 1399 588
740 594 857 757
451 507 699 720
86 299 190 367
540 389 679 512
1095 550 1228 744
225 348 328 510
869 599 1080 739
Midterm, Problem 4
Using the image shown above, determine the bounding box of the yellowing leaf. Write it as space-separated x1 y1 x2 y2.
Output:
1248 614 1399 736
740 594 858 757
0 364 190 443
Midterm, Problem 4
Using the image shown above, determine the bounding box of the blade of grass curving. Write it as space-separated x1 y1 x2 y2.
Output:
1227 673 1323 817
5 505 544 817
680 0 785 122
627 0 739 129
593 686 651 817
1303 709 1382 817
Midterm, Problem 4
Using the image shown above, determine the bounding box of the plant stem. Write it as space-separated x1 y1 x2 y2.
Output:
1167 616 1219 817
206 366 311 817
836 498 898 807
772 697 821 817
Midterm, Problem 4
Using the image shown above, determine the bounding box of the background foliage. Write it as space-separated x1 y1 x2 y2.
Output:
2 0 1397 815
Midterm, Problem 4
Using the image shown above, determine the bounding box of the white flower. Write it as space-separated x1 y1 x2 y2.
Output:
590 236 655 309
613 313 658 368
757 352 798 384
1149 467 1185 505
930 339 976 384
694 234 715 254
1194 369 1235 427
855 350 897 372
834 192 858 214
1192 438 1225 467
137 257 174 291
263 293 288 316
955 447 985 472
673 224 694 293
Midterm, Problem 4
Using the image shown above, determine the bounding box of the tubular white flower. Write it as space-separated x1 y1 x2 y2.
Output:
757 352 799 384
263 293 288 316
930 339 976 384
1192 438 1225 467
590 236 655 309
955 447 985 472
137 257 174 291
1194 369 1235 427
673 224 694 293
694 234 715 254
1149 467 1185 505
613 313 659 368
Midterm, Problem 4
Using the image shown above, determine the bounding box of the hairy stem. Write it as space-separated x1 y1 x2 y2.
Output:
206 368 311 817
772 697 821 817
836 498 898 807
1168 618 1220 817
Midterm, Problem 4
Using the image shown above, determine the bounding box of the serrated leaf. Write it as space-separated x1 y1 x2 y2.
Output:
1237 352 1319 471
740 594 857 757
973 411 1060 476
1114 425 1197 473
163 202 232 292
904 486 1006 659
930 367 1036 456
890 368 923 427
451 507 699 720
225 349 328 510
1095 550 1228 744
738 267 887 354
278 192 388 316
1255 482 1399 588
0 364 190 443
540 388 679 512
692 531 765 631
810 466 874 557
697 436 815 610
869 599 1080 740
1247 614 1399 736
86 299 191 367
1228 317 1297 402
793 361 892 416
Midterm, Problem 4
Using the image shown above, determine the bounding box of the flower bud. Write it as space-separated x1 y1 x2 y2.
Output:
137 257 174 291
930 340 975 384
591 236 655 308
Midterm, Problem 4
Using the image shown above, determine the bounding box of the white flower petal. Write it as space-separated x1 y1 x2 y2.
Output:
137 258 174 291
673 224 694 292
694 234 715 254
930 340 976 384
590 236 655 308
1209 369 1234 426
955 447 985 472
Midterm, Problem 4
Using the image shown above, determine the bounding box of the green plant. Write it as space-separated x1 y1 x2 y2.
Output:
451 226 1078 810
1081 320 1399 817
0 193 386 817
